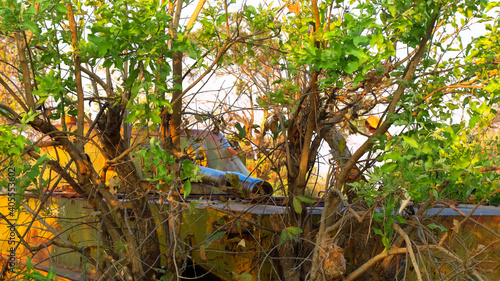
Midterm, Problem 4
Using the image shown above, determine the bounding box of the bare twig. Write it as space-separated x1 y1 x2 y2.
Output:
438 186 500 246
344 244 483 281
0 77 29 112
393 223 423 281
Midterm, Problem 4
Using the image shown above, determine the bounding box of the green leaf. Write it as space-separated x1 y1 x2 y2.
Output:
235 122 246 138
346 48 369 62
181 160 197 180
183 180 191 198
88 33 103 44
125 68 140 88
293 196 302 213
373 228 383 235
280 226 303 243
402 135 419 148
151 114 162 124
150 136 157 149
382 236 390 248
103 60 113 68
345 61 360 74
296 195 316 204
245 5 257 15
279 229 288 245
21 21 40 34
231 272 252 281
468 116 480 129
125 110 138 123
338 138 346 154
226 173 240 187
97 40 113 57
236 221 242 235
26 257 34 270
353 36 368 46
384 151 402 161
373 212 384 223
46 268 56 280
286 226 303 235
237 56 244 65
421 145 432 154
56 3 67 13
189 197 203 212
205 231 225 245
397 215 406 224
380 162 397 173
428 223 447 232
216 14 227 26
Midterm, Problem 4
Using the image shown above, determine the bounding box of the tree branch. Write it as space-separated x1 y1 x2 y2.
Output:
67 3 85 152
393 223 422 281
13 33 35 110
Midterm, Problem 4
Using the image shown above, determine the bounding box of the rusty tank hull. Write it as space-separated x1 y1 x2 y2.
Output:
1 194 500 280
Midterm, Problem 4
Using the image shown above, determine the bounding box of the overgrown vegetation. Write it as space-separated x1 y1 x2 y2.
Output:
0 0 499 280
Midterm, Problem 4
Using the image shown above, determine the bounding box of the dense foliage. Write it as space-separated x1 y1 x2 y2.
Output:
0 0 499 280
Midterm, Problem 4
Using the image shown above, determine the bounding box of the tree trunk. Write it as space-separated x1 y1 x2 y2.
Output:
98 105 161 280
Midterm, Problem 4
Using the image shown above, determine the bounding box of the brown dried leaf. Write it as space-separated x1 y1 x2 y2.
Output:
199 246 207 261
237 239 246 248
288 4 299 14
451 219 460 233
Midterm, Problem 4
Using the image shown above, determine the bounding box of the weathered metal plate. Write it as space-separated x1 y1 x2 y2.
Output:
1 194 499 280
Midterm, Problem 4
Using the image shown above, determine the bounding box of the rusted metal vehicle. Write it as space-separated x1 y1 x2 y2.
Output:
1 125 499 280
0 125 276 280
